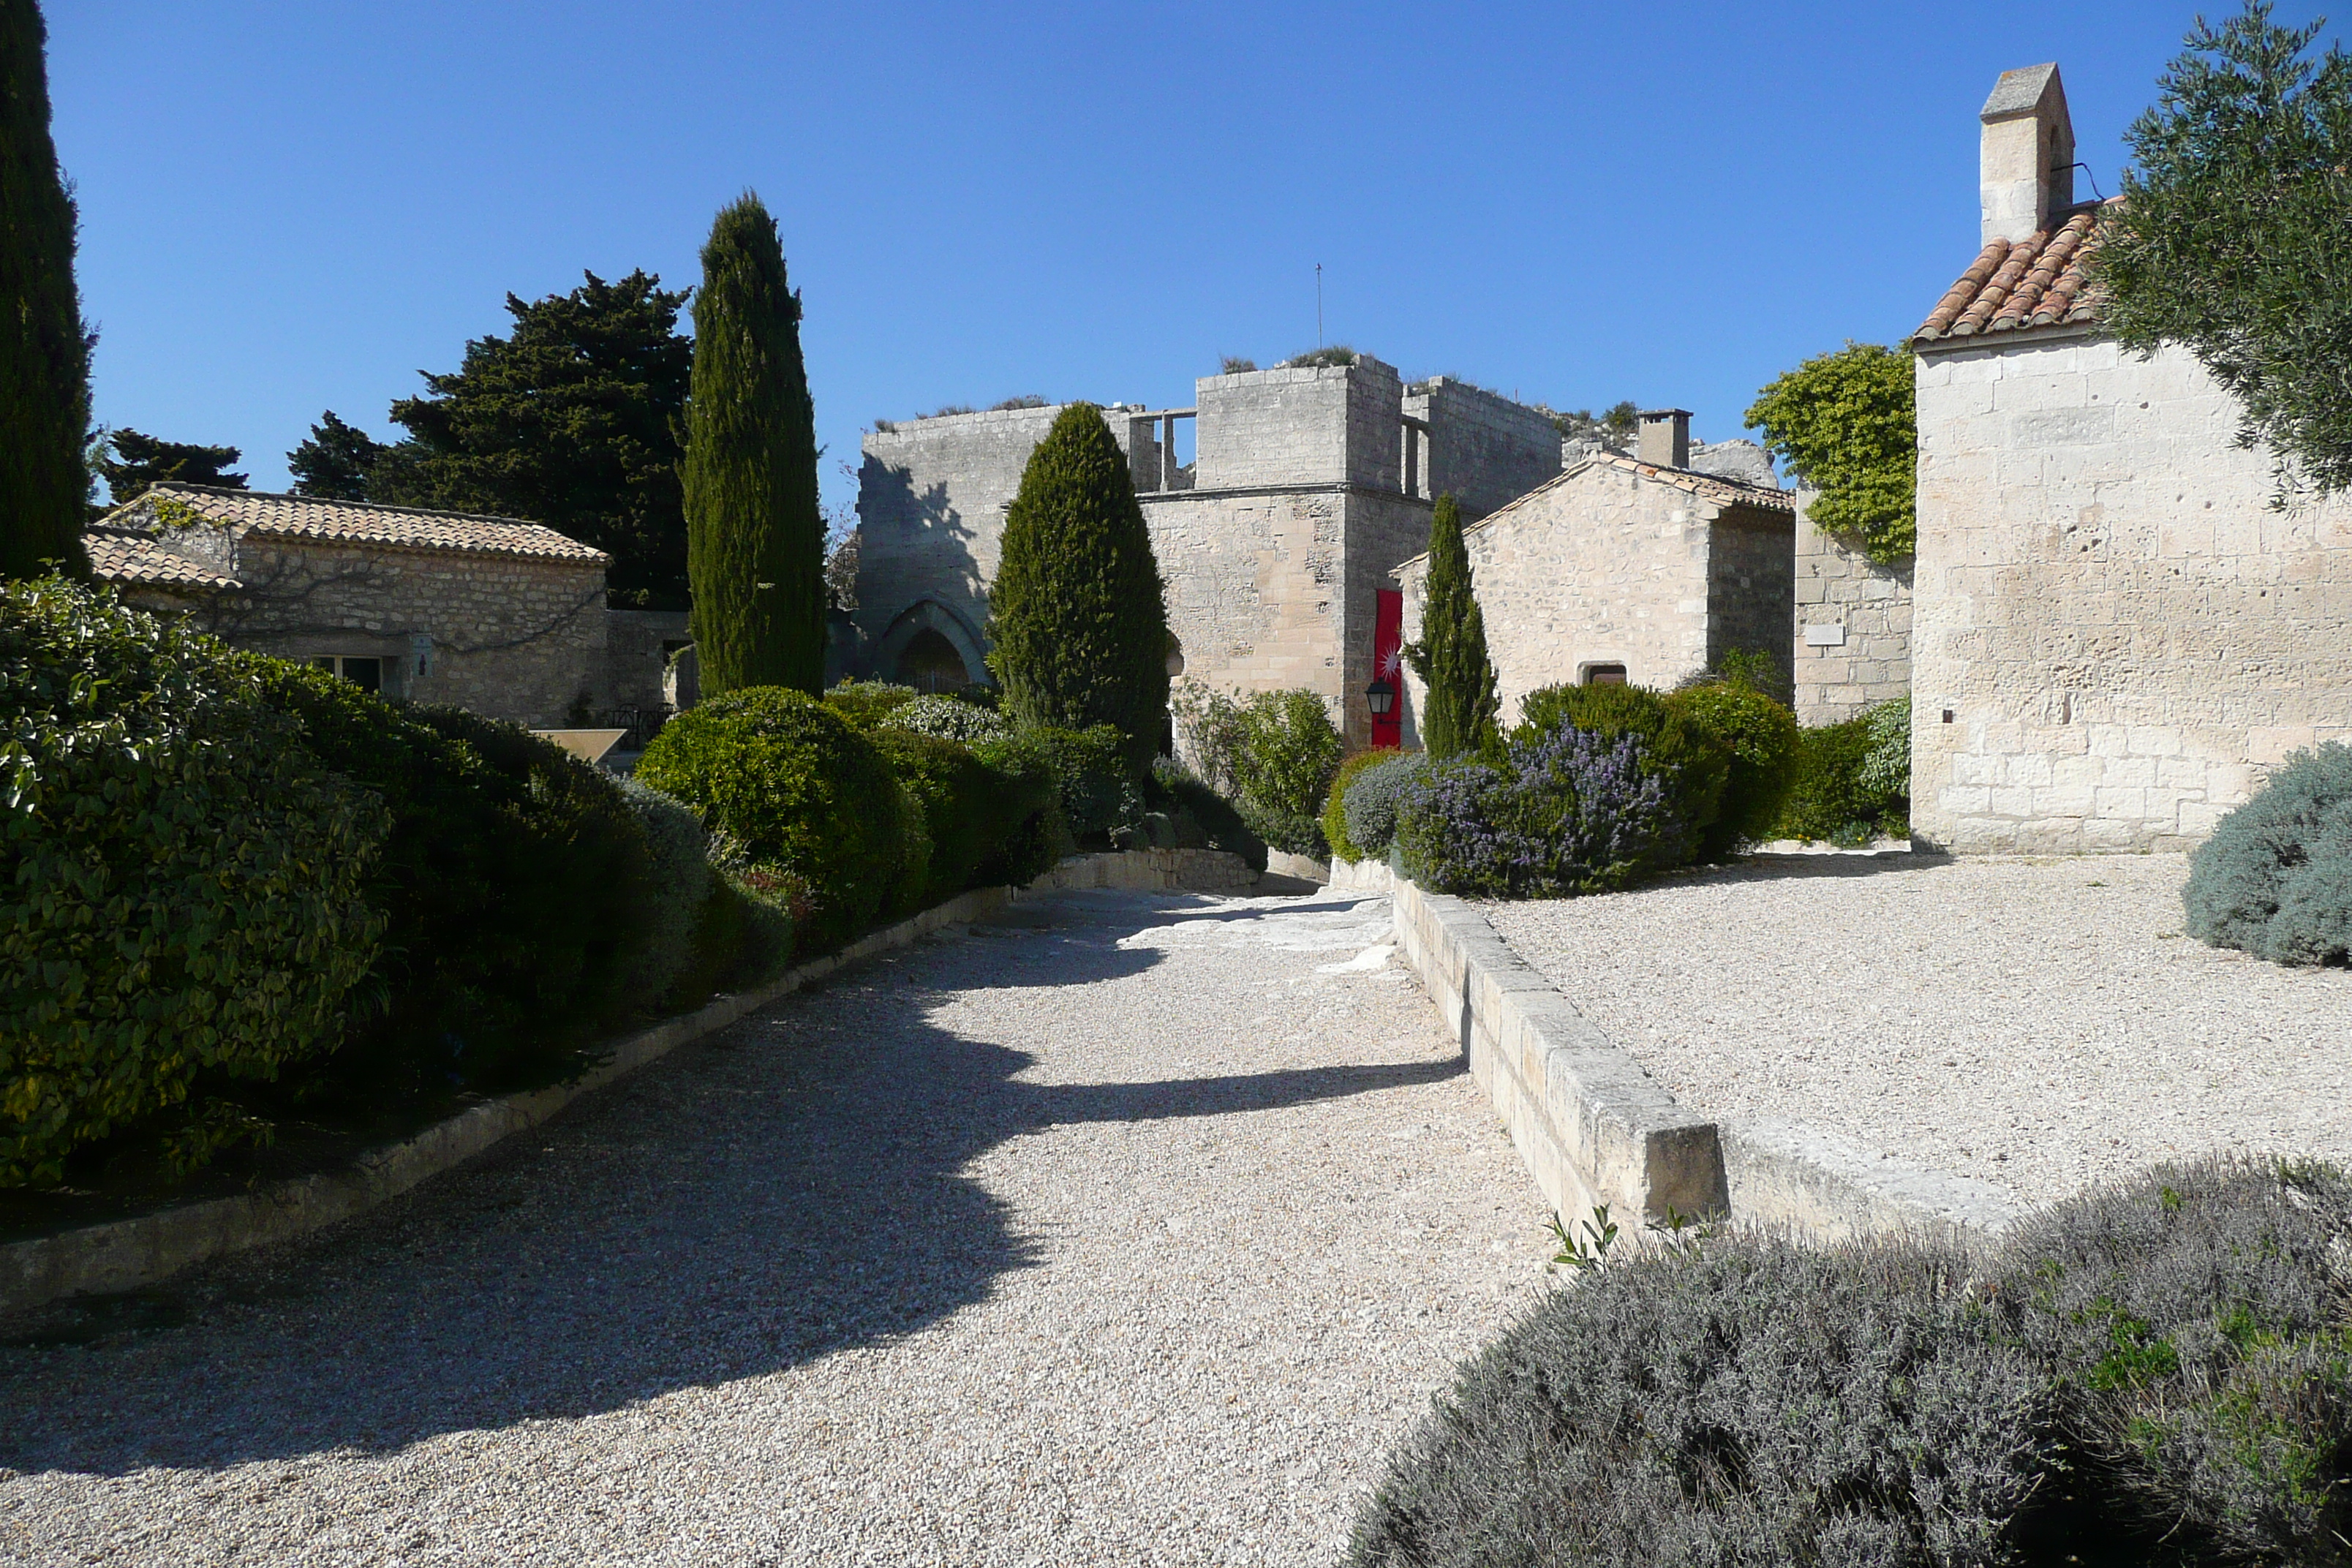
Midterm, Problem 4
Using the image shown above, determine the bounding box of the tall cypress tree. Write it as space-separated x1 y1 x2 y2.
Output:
1404 493 1499 759
1 0 90 578
683 194 823 693
986 403 1170 769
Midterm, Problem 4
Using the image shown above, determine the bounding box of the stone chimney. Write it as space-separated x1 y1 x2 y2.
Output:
1980 63 2075 245
1637 409 1691 470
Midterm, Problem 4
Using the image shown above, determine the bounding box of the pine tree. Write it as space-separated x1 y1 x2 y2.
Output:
1404 493 1499 759
682 195 823 693
986 404 1170 769
96 429 248 502
1 0 91 578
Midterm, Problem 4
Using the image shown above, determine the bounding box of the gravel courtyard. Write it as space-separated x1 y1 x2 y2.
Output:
0 887 1550 1567
1484 851 2352 1203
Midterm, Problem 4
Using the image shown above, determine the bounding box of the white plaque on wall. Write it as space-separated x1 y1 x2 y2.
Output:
1803 623 1847 647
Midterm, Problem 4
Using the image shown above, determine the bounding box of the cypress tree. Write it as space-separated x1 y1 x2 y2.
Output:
683 193 823 694
1404 493 1499 759
0 0 90 578
986 404 1170 769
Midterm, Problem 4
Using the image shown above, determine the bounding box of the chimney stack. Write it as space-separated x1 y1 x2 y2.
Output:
1980 63 2075 246
1637 409 1691 470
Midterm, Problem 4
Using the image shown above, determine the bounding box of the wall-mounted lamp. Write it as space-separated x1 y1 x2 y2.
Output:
1366 677 1396 717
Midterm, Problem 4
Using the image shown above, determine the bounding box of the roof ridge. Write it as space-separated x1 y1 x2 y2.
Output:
143 481 569 534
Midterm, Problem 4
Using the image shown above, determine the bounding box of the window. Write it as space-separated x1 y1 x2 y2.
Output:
310 655 383 693
1583 663 1627 686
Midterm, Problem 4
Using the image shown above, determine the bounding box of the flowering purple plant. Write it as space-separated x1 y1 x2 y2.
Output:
1395 728 1684 898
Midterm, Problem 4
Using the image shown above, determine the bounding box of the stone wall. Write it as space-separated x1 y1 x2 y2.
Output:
1793 494 1914 725
1707 511 1798 704
1194 359 1404 490
605 608 690 712
1405 377 1561 519
1911 333 2352 852
222 539 610 728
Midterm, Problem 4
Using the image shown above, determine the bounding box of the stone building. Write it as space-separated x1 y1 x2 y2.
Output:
1908 62 2352 852
87 483 683 729
1392 410 1795 732
1792 499 1912 726
854 357 1563 748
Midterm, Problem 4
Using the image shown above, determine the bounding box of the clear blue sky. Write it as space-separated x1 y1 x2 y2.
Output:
46 1 2344 520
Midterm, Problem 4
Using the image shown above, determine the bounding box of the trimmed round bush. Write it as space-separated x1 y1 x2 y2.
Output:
1338 750 1432 864
1349 1230 2056 1568
615 777 710 1011
821 678 918 731
870 728 1053 904
637 687 925 951
1320 751 1394 863
1667 676 1801 859
1992 1156 2352 1564
1395 727 1681 898
1516 682 1726 867
2183 740 2352 965
885 693 1012 745
0 581 388 1185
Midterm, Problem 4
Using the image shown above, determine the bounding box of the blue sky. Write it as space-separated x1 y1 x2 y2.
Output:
47 1 2343 519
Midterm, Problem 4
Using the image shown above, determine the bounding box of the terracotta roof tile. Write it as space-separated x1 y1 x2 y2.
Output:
83 529 241 589
1586 452 1794 513
105 483 609 564
1915 206 2108 345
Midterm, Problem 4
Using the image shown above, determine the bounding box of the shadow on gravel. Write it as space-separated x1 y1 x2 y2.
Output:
1714 850 1953 883
0 890 1447 1477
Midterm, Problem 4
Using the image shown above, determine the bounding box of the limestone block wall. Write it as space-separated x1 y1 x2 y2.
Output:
1706 510 1798 704
1145 487 1347 709
225 540 609 728
1793 494 1914 725
1912 334 2352 852
1194 360 1403 491
605 608 691 712
1396 465 1718 730
1405 378 1561 519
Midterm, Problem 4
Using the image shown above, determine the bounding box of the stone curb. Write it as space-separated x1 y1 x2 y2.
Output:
0 884 1017 1317
1357 859 2021 1243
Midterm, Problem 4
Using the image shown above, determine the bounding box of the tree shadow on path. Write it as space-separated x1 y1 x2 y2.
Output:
0 889 1451 1477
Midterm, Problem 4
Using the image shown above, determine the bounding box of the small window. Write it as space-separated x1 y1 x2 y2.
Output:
1583 663 1627 686
310 655 382 693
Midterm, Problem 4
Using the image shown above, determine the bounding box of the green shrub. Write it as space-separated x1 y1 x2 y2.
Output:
1234 689 1342 858
885 693 1011 745
968 734 1066 887
1515 682 1727 867
1170 678 1248 795
1667 676 1801 859
615 777 709 1011
1149 757 1268 873
870 728 1053 903
1992 1157 2352 1564
1349 1229 2054 1567
2183 741 2352 966
637 687 925 950
1775 698 1910 845
821 677 917 731
1341 751 1433 863
1018 723 1143 847
0 581 388 1185
1393 728 1682 898
1858 693 1912 801
1321 751 1395 863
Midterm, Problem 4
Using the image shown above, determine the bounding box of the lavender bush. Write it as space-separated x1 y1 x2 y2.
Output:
1395 728 1682 898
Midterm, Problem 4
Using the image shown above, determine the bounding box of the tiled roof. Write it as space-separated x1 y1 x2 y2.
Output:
84 529 241 589
1582 453 1794 513
1914 206 2106 344
108 483 610 564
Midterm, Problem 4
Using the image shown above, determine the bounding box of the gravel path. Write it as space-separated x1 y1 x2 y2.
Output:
1483 852 2352 1203
0 887 1551 1567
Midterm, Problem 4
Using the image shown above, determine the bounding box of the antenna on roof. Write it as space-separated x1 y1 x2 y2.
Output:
1316 263 1324 348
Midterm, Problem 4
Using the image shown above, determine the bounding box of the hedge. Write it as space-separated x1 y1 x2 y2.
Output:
0 580 388 1185
1394 728 1680 898
1516 682 1725 868
1667 675 1801 859
1775 696 1910 845
871 728 1056 905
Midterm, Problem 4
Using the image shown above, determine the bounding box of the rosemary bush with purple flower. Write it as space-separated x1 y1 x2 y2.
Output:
1395 726 1682 898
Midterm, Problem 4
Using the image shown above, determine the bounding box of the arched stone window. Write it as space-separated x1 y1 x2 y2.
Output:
894 627 969 693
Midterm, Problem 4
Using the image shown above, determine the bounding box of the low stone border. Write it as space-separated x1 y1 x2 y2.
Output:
1374 861 2019 1243
1263 850 1330 883
0 885 1016 1317
1032 847 1256 893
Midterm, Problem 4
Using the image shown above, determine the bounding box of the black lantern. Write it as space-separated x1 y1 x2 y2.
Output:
1366 677 1396 717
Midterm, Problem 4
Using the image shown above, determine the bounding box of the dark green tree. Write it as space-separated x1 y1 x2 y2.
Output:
286 411 386 501
1745 342 1915 561
1403 493 1499 760
374 270 694 606
96 429 248 503
985 403 1170 769
0 0 91 577
2097 1 2352 499
682 195 823 693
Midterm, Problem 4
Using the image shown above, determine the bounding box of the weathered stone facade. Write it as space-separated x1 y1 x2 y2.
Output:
1793 495 1914 725
854 355 1565 747
1907 61 2352 851
1394 450 1795 733
88 486 658 731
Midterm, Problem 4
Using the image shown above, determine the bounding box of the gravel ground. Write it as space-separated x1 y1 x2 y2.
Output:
1483 851 2352 1202
0 887 1552 1567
